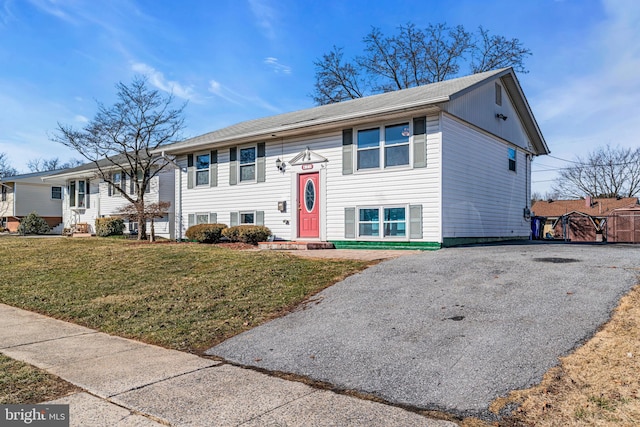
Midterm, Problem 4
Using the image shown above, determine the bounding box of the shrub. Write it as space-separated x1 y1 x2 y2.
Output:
18 212 50 235
185 223 228 243
95 217 125 237
222 225 271 245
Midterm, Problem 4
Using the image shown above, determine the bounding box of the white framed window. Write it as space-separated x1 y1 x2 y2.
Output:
495 82 502 106
508 147 516 172
196 212 210 225
51 186 62 200
356 122 410 171
357 206 408 239
1 185 7 202
240 211 255 225
77 180 86 207
112 172 122 197
195 153 210 186
239 146 256 182
67 180 88 207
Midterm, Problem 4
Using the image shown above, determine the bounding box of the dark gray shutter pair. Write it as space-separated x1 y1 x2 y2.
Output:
187 154 195 189
230 143 265 185
344 205 423 239
341 117 427 174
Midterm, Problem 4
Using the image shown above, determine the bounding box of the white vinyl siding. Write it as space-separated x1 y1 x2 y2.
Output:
60 172 174 238
9 183 62 218
441 114 529 239
443 78 531 151
176 114 442 243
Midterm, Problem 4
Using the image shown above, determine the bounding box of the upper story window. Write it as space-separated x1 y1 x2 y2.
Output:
51 186 62 200
495 83 502 106
508 147 516 172
196 153 210 186
1 185 7 202
112 172 122 197
240 146 256 182
357 122 410 170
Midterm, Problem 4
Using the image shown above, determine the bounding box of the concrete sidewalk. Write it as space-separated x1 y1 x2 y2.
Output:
0 304 456 427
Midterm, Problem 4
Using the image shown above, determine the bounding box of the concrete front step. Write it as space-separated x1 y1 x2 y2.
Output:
259 241 335 250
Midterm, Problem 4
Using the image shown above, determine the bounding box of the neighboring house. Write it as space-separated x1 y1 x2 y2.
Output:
532 196 639 241
0 171 64 232
159 68 549 248
42 159 176 238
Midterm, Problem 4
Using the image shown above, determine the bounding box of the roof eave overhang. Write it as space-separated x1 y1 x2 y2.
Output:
157 100 447 155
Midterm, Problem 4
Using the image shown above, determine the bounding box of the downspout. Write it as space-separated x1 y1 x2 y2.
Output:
161 151 182 241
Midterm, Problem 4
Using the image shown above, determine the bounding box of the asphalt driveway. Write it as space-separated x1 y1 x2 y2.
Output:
207 243 640 420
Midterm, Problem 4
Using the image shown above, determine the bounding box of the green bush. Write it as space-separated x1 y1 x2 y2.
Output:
222 225 271 245
95 217 125 237
185 223 228 243
18 212 50 235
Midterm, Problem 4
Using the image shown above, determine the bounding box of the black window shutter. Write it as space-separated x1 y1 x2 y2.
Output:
210 150 218 187
257 142 266 183
229 147 238 185
187 154 195 189
413 117 427 168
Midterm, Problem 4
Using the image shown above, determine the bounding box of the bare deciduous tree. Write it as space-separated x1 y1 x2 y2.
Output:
313 22 531 105
0 152 18 179
27 157 83 172
51 76 185 240
553 145 640 199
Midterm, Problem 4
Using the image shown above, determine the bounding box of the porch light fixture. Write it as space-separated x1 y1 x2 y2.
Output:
496 113 508 121
276 157 287 173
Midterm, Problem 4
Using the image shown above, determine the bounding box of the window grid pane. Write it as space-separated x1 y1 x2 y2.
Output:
383 207 406 237
196 214 209 224
196 154 210 170
385 124 410 146
240 213 254 224
385 145 409 167
196 170 209 186
240 165 256 182
357 128 380 149
358 208 380 237
357 148 380 169
240 148 256 164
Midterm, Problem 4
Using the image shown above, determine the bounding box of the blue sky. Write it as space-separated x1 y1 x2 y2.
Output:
1 0 638 195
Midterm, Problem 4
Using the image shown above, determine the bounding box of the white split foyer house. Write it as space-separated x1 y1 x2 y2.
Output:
42 158 176 238
0 171 64 232
32 67 548 248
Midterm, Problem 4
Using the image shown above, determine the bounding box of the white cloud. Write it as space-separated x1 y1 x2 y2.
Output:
264 57 291 74
131 62 195 100
248 0 277 40
208 79 280 113
74 115 88 123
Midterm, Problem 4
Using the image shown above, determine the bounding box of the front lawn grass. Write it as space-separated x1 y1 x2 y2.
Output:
0 237 371 352
0 354 77 404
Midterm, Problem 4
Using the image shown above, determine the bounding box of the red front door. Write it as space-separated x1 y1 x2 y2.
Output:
298 172 320 238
